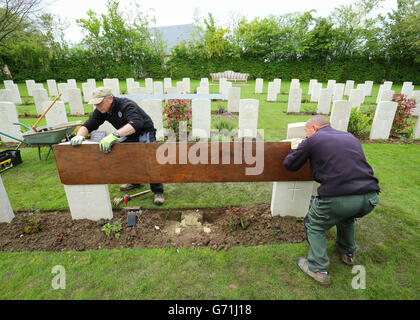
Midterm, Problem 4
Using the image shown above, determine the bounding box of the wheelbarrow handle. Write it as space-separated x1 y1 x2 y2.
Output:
13 122 32 131
0 131 27 144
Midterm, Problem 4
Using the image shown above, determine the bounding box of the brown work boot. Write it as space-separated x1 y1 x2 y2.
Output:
296 257 330 287
154 193 164 206
340 253 355 266
119 184 143 191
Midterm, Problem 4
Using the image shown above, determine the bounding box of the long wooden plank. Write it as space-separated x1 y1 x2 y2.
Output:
52 142 312 185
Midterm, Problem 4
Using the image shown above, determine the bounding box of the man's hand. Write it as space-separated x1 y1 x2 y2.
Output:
70 135 85 146
290 138 304 150
100 133 120 154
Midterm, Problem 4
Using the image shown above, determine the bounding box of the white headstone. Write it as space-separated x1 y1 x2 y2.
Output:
317 89 332 114
176 81 185 93
349 89 365 109
126 78 135 92
401 84 414 98
82 82 94 103
267 82 277 101
379 89 394 103
4 84 22 105
273 79 281 94
330 100 351 132
383 81 393 90
200 78 209 87
64 184 113 221
221 81 232 100
333 83 345 101
42 101 68 127
67 88 85 115
369 101 398 140
129 86 147 95
287 122 306 139
136 99 164 140
310 83 322 102
182 78 190 93
47 79 59 97
327 80 336 91
192 99 211 139
0 89 14 103
0 102 22 142
255 78 263 94
67 79 77 88
364 81 373 96
411 91 420 116
197 86 209 95
103 78 120 95
287 87 302 113
414 116 420 139
164 87 178 95
87 79 96 88
153 81 163 95
344 80 354 96
0 176 14 223
33 88 49 115
238 99 259 138
25 80 36 96
58 83 69 103
3 80 13 86
164 78 172 89
308 79 317 95
145 78 153 94
356 83 366 97
271 122 313 217
290 79 300 89
227 87 240 113
219 78 227 94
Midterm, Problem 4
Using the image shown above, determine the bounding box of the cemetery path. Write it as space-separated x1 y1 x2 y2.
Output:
0 203 333 252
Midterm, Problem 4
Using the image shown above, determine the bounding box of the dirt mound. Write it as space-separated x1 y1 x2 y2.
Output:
0 203 333 252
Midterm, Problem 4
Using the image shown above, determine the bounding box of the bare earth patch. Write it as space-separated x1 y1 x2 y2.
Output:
0 203 334 252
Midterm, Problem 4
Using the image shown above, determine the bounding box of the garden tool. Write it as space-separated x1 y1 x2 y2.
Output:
113 189 151 207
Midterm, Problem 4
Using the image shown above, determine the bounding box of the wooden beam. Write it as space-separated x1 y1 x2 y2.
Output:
52 142 312 185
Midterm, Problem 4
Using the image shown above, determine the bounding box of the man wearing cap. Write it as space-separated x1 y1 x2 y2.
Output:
70 87 164 206
283 115 380 287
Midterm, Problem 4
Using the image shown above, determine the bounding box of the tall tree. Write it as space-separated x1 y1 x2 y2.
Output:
0 0 46 44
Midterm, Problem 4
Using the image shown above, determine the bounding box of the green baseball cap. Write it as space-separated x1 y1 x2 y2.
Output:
88 87 112 105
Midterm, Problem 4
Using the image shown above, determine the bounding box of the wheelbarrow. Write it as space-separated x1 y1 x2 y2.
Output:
0 120 83 160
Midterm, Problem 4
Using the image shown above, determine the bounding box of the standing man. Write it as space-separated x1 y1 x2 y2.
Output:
70 87 164 206
283 115 380 287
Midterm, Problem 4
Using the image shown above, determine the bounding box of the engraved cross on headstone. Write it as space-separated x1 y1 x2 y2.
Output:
288 182 302 201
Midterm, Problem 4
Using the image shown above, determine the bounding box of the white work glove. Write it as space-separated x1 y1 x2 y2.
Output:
70 135 85 146
290 138 304 150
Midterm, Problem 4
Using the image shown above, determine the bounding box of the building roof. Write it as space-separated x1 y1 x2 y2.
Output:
152 24 196 55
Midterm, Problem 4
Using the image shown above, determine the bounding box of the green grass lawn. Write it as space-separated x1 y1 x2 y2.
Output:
0 79 419 299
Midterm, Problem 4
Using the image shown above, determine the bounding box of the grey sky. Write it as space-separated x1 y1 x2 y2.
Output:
47 0 398 43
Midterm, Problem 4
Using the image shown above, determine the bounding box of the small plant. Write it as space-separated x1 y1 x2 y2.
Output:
21 206 46 234
348 108 373 139
390 94 416 138
102 222 122 239
216 105 226 114
226 206 255 232
213 112 238 132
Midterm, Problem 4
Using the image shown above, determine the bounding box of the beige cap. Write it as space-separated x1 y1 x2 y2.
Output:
88 87 112 105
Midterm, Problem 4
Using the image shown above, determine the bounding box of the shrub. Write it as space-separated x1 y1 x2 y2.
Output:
390 94 416 138
213 112 238 132
226 206 255 232
102 222 122 239
21 207 46 234
163 99 192 140
348 108 373 139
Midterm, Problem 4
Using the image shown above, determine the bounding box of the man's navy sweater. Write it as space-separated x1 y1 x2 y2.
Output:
283 126 380 197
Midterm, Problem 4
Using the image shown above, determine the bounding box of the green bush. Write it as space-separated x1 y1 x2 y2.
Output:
347 108 373 139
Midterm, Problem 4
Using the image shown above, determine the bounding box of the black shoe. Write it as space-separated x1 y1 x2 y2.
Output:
119 184 144 191
154 193 164 205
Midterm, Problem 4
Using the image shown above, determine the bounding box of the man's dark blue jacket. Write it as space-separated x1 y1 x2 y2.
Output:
283 126 380 197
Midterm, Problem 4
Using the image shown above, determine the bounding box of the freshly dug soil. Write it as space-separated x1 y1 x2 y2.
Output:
0 203 333 252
